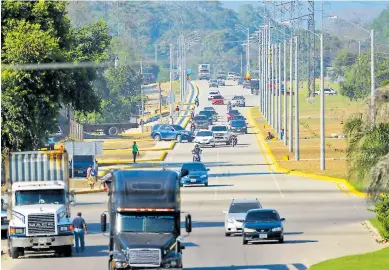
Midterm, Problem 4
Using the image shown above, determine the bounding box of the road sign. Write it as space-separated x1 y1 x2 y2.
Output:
64 141 103 156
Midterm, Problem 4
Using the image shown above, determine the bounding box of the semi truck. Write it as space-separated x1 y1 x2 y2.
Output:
100 169 192 269
4 150 75 259
198 64 211 80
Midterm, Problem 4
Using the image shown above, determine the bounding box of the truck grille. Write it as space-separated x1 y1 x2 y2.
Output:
28 213 56 235
127 248 161 266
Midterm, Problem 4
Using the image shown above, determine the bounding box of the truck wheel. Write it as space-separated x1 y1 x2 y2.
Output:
176 135 182 143
225 232 231 237
154 134 161 141
63 245 72 257
108 126 119 136
10 247 19 259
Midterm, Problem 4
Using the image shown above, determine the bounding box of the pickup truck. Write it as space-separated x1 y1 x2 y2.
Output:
211 125 232 145
314 88 337 96
232 95 245 107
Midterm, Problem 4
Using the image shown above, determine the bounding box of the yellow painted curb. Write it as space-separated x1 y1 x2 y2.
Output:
247 107 367 198
98 151 167 166
74 189 105 194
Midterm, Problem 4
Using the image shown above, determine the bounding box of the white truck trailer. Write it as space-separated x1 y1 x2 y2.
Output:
198 64 211 80
4 150 75 259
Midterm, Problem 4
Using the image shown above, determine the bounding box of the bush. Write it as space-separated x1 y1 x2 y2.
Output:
372 194 389 240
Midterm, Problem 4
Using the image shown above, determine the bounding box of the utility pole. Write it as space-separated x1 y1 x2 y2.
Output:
258 32 261 111
247 27 250 73
294 35 299 160
283 39 287 145
358 41 361 56
370 29 375 126
275 43 279 134
320 33 325 170
169 43 174 119
140 60 144 118
278 43 282 134
289 37 293 152
240 53 243 78
159 82 162 120
267 24 271 122
261 29 265 115
271 44 275 128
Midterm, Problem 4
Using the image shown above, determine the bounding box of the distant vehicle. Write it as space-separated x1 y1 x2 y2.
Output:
227 110 241 121
69 155 94 178
314 88 337 96
211 125 231 145
199 110 218 123
209 79 219 88
198 64 211 80
234 73 241 80
217 78 225 86
242 209 285 244
193 115 210 130
208 90 220 101
193 130 215 148
203 106 216 112
217 72 227 80
227 72 236 80
232 95 245 107
223 198 262 236
230 115 246 122
230 120 248 134
212 95 224 105
179 162 210 187
151 124 193 142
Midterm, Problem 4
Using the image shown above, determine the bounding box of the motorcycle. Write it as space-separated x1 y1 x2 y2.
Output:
190 123 196 133
195 100 199 107
192 149 202 162
231 134 238 147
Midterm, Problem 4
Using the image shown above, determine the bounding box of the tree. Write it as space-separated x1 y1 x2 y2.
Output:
372 6 389 45
1 0 110 154
332 50 357 80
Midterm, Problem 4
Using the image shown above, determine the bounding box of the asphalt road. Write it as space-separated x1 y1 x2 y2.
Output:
1 80 382 270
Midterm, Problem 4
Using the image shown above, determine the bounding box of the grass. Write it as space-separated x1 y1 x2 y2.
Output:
369 217 389 240
309 247 389 270
254 79 368 189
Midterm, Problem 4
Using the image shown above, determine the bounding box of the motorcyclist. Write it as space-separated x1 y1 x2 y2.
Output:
192 144 202 161
231 133 238 147
190 121 196 132
190 110 195 120
195 96 199 107
227 101 232 111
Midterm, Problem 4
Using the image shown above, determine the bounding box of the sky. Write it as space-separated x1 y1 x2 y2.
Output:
221 1 388 25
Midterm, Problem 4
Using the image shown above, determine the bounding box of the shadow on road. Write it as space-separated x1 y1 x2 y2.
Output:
87 223 109 235
73 244 108 257
185 264 307 270
248 239 318 245
209 172 282 178
182 184 234 188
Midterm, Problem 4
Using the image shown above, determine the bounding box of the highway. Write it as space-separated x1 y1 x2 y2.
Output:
1 80 382 270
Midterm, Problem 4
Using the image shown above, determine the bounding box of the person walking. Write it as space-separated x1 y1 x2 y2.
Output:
86 165 94 189
132 141 140 163
72 212 88 253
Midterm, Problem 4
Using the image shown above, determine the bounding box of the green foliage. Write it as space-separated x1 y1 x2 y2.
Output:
340 53 389 100
371 194 389 240
332 50 357 80
1 0 111 154
372 6 389 45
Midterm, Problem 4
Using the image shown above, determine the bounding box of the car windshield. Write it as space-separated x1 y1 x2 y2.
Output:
204 107 214 111
209 92 218 95
213 95 223 99
118 214 175 233
199 111 211 117
195 116 207 121
212 126 227 132
232 116 244 120
246 211 280 222
229 110 239 115
182 163 206 171
231 120 246 127
229 202 260 213
210 80 217 83
15 190 65 206
196 131 213 137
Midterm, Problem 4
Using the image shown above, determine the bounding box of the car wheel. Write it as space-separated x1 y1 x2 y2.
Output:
180 183 183 187
154 134 161 141
63 245 72 257
279 237 284 243
212 144 215 148
243 238 248 245
225 232 231 237
176 135 182 143
204 182 208 187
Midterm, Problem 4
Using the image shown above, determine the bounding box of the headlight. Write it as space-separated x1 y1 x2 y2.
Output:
9 227 25 235
200 175 207 178
58 225 73 232
272 227 283 232
227 218 234 223
114 261 129 268
244 228 255 233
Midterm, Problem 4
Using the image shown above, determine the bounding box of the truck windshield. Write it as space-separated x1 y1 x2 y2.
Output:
15 189 65 206
118 214 175 233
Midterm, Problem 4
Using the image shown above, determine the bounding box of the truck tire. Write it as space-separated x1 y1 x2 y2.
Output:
63 245 72 257
108 126 119 136
9 246 19 259
176 134 182 143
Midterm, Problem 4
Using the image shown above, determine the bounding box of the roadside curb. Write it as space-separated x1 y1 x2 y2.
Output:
104 141 176 152
98 151 168 166
247 107 367 198
364 220 389 245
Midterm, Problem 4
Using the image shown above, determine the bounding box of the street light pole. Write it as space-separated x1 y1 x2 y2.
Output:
370 29 375 125
278 43 282 134
295 36 300 160
275 44 278 133
320 33 325 170
247 27 250 73
169 43 174 119
271 44 275 128
289 36 293 153
283 39 287 145
240 53 243 77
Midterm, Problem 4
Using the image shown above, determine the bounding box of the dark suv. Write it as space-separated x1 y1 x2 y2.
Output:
150 124 193 142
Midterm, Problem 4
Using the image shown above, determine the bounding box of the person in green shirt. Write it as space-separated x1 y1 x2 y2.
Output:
132 141 139 163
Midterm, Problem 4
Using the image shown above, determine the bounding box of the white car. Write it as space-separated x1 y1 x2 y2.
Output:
227 72 236 80
314 88 337 96
208 90 220 101
193 130 215 147
211 125 231 145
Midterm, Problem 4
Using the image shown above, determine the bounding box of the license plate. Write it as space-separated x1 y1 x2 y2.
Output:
77 170 83 174
259 234 267 239
190 179 197 183
38 238 49 244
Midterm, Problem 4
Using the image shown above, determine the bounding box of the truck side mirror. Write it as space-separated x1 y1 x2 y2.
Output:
101 213 107 232
185 214 192 233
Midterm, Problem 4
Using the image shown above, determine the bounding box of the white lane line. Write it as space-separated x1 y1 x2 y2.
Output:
271 173 285 198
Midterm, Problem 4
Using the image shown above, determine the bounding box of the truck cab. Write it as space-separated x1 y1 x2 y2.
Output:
101 169 192 269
